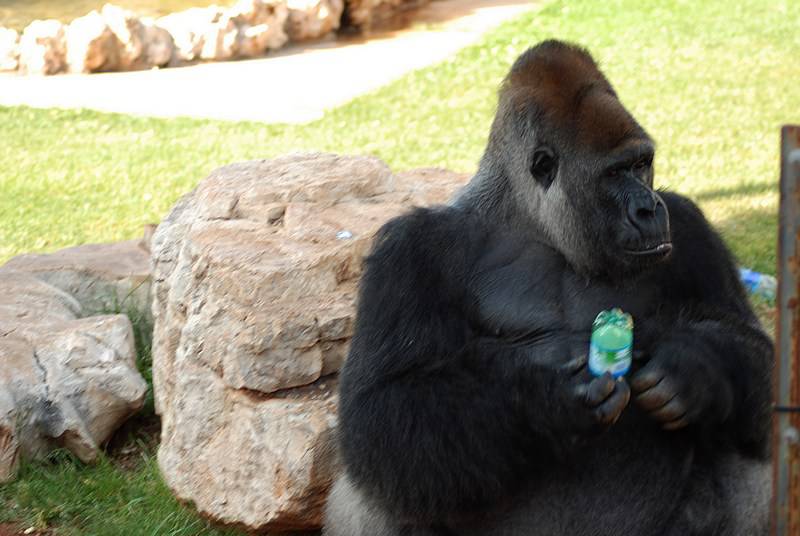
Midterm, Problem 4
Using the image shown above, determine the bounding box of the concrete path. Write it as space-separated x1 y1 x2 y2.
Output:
0 0 533 123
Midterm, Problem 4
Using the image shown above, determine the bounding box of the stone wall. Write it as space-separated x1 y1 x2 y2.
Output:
0 0 430 75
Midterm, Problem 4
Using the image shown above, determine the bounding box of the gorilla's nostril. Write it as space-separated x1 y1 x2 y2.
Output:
636 207 656 220
628 192 661 227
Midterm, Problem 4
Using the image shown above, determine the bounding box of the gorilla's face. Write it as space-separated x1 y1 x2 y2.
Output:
492 41 672 279
532 134 672 278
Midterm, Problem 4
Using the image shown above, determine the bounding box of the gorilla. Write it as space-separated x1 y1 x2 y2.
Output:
324 40 773 536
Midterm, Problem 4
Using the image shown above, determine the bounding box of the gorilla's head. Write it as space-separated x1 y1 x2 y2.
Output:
461 40 671 279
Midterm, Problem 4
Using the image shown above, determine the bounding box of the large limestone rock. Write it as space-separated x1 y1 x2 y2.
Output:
286 0 344 42
65 10 121 73
3 238 152 318
18 20 67 75
0 270 147 482
0 27 19 72
152 153 466 530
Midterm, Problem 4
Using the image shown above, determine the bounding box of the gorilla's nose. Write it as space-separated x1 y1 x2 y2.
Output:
626 191 666 234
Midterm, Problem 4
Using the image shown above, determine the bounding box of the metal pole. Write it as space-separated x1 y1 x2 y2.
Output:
773 125 800 535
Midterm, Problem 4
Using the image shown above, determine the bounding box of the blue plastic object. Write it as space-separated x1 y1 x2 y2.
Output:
739 268 777 302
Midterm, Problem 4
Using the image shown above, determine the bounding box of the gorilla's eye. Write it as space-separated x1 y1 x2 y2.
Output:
632 158 651 172
531 148 557 187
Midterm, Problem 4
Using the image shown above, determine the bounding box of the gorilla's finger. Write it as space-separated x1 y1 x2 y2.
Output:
629 363 666 393
632 350 649 363
662 417 690 431
595 380 630 425
649 397 687 423
562 354 588 376
634 378 677 411
585 373 616 406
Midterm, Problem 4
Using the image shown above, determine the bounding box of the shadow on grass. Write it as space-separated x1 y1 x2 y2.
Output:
712 204 778 334
711 203 778 276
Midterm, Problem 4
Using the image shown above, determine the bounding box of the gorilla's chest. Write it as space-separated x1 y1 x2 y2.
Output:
469 238 662 344
560 271 661 331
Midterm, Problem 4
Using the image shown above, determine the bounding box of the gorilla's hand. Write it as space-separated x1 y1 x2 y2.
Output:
630 339 733 430
553 356 631 435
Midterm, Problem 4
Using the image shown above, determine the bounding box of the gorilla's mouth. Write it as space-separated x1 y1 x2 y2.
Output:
624 242 673 258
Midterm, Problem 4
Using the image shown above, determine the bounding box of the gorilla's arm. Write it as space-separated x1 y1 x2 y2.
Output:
633 192 773 458
337 207 627 523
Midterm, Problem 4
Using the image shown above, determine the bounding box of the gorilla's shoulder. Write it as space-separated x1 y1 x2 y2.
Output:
361 206 490 301
656 191 746 306
375 205 483 240
370 206 488 263
658 190 722 246
658 191 706 223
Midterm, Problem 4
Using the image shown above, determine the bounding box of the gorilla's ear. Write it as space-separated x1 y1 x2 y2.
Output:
530 147 558 188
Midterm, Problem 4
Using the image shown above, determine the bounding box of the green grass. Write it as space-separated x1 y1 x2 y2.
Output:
2 0 797 275
1 0 797 533
0 452 238 536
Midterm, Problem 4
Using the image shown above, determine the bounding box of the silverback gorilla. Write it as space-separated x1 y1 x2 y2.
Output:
324 40 773 536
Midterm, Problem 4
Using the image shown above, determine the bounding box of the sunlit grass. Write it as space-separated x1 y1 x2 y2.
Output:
2 0 797 274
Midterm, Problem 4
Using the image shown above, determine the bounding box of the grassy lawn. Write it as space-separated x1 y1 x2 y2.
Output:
2 0 798 275
0 0 797 533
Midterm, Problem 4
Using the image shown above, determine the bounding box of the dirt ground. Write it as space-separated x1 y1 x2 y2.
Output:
0 523 49 536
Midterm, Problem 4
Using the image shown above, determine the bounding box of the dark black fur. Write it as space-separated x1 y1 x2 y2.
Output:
325 41 773 536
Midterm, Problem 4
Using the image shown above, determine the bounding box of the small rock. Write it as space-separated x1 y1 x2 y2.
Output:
3 239 152 318
18 19 67 75
199 14 239 61
65 10 121 73
101 4 145 70
0 270 147 482
101 5 175 70
236 20 288 58
228 0 287 26
229 0 289 57
0 27 19 72
343 0 429 31
98 4 174 70
157 7 223 63
141 21 175 67
286 0 344 42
